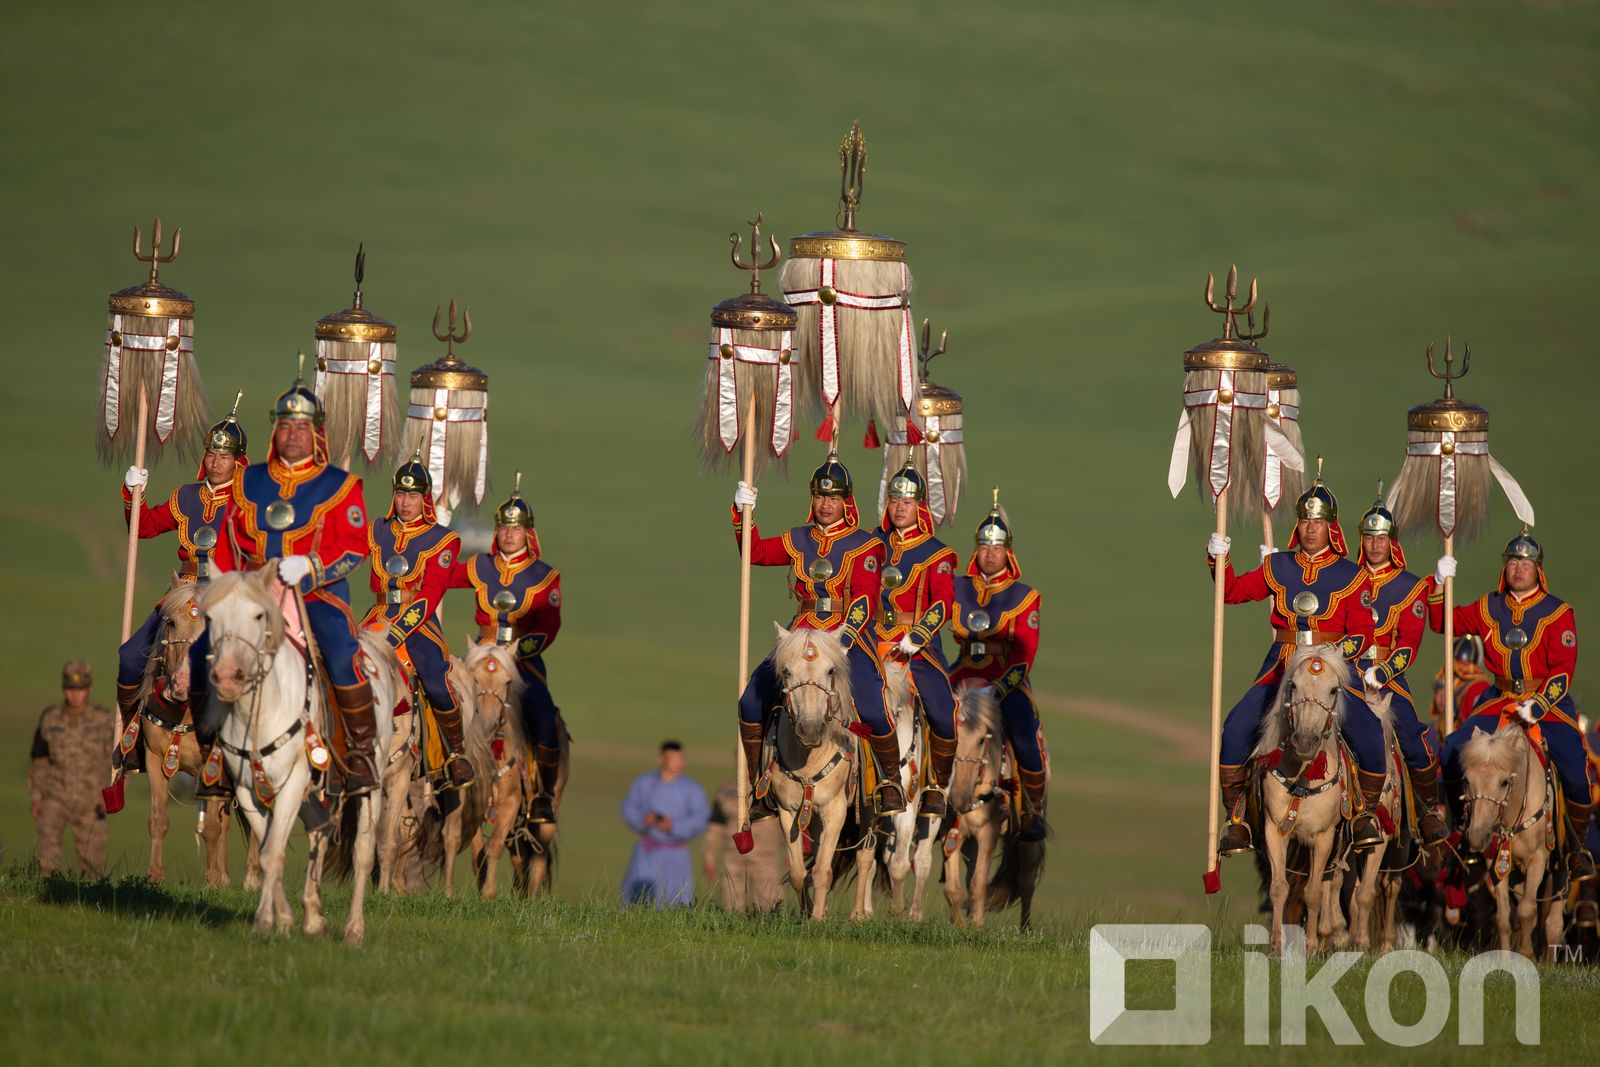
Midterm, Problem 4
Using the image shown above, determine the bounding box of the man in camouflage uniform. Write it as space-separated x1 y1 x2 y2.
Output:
29 662 116 876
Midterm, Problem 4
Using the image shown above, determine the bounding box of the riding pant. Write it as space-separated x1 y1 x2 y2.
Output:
518 654 561 748
402 627 457 714
1379 678 1436 770
999 684 1045 774
1219 677 1385 771
304 596 364 687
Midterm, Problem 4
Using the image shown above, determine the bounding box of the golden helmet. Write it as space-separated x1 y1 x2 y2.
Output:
886 461 926 502
271 354 324 427
974 487 1012 547
495 471 535 529
809 450 853 498
205 391 248 458
392 448 431 496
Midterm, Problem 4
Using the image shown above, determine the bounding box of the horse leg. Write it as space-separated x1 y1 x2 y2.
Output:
888 813 913 918
1263 810 1291 957
1542 886 1566 964
201 797 230 888
809 804 846 921
1302 831 1335 955
1017 824 1043 934
909 818 938 923
442 805 462 900
146 757 168 883
375 751 411 894
343 793 379 946
1350 851 1381 952
301 821 329 939
1514 849 1546 959
851 839 875 922
252 799 298 935
1376 872 1400 953
1492 869 1513 953
779 812 808 911
943 825 967 928
975 820 1000 929
235 802 271 930
480 777 518 899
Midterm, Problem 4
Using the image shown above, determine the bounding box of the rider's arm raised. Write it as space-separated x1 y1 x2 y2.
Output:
730 506 791 566
121 484 179 539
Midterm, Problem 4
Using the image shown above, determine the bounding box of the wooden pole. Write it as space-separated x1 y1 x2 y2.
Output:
1205 486 1229 888
1262 512 1274 559
733 403 757 833
119 381 150 643
1442 532 1456 737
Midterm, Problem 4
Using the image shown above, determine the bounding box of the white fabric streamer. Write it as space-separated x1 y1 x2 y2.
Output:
785 259 913 412
407 388 488 508
1406 434 1536 536
1262 389 1302 509
1168 370 1268 501
707 327 794 457
102 316 193 442
879 420 965 522
314 339 396 461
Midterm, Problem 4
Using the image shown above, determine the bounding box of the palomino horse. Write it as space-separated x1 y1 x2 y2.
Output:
371 655 486 897
850 657 930 921
202 570 399 943
942 682 1049 931
1252 645 1390 955
461 642 572 898
1459 723 1564 959
766 624 856 919
131 578 238 886
1343 688 1406 954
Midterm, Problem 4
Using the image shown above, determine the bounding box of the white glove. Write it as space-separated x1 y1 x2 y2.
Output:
1207 533 1231 559
1363 666 1382 691
124 466 149 491
733 481 758 510
1515 699 1540 725
1435 555 1457 583
278 555 313 587
895 635 919 656
1259 544 1274 563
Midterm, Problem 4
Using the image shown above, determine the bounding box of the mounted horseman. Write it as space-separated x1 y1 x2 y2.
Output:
227 359 380 795
1207 465 1381 857
1434 529 1595 883
1353 489 1449 849
874 460 960 821
111 395 247 796
732 450 897 819
360 451 472 786
447 473 563 822
949 488 1047 840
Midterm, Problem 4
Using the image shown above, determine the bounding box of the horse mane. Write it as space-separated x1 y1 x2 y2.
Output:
956 681 1003 736
772 625 850 674
159 580 199 617
1252 644 1356 758
199 571 286 649
1460 723 1527 776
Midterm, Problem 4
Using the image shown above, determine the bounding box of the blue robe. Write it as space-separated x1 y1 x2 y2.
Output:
620 771 710 907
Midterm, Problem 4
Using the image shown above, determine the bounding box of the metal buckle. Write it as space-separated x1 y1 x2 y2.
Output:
813 597 835 614
384 590 405 605
1296 631 1316 647
969 640 988 657
496 625 514 645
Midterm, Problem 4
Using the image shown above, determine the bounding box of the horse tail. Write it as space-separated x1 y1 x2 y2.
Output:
986 824 1048 913
323 796 363 883
828 799 866 889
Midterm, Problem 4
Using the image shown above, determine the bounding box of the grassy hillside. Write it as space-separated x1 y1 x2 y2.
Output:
1 0 1597 922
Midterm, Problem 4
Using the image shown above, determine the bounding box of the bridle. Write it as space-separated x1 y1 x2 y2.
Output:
1462 733 1546 839
953 725 1001 815
206 627 279 699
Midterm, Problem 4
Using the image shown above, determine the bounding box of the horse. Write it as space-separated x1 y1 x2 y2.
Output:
849 656 930 921
766 624 857 919
371 654 488 897
1458 722 1564 959
942 682 1049 931
201 569 398 943
1343 688 1406 953
130 577 238 886
1252 644 1380 956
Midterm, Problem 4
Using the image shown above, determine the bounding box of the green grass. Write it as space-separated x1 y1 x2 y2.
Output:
2 1 1599 1057
3 867 1596 1064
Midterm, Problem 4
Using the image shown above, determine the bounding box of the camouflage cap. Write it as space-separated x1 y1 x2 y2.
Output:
62 660 92 689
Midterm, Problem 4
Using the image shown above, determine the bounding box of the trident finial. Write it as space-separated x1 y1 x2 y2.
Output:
917 319 948 380
132 218 181 285
1202 264 1259 341
1425 337 1470 400
1241 303 1270 343
351 243 366 310
838 121 866 231
432 298 472 358
729 213 781 295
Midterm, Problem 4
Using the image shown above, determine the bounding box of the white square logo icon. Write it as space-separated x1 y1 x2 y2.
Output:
1090 924 1211 1045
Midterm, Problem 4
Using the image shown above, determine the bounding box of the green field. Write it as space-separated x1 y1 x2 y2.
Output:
2 1 1598 1059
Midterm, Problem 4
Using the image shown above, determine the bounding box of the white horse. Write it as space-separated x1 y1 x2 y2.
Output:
1459 723 1564 959
850 657 931 921
943 683 1004 929
765 624 857 920
1252 645 1389 956
202 569 398 943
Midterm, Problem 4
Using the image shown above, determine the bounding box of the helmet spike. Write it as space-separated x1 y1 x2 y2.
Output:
227 390 243 420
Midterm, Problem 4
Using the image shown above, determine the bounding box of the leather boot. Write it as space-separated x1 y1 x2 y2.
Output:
738 720 773 822
527 744 562 824
1018 764 1049 842
1408 763 1449 849
1566 798 1597 883
1218 763 1253 856
1351 769 1388 850
333 680 380 796
919 732 957 819
114 682 145 774
867 731 906 814
431 701 476 788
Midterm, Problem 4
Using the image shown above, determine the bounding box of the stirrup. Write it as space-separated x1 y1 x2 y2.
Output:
1218 820 1254 857
917 786 948 819
1350 813 1383 850
874 783 906 816
527 793 556 824
440 752 476 790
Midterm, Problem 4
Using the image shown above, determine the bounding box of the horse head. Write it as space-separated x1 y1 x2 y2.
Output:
200 568 285 705
772 623 849 749
950 682 1002 813
1459 725 1530 853
1263 644 1352 778
463 640 527 752
150 574 205 704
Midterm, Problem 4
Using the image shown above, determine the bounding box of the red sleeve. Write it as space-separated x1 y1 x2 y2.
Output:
411 533 460 627
445 553 474 590
1213 556 1271 604
1379 583 1426 681
1013 591 1040 671
306 478 369 590
531 570 562 652
731 507 793 567
1536 607 1577 712
1424 578 1488 637
1337 588 1375 661
910 549 957 644
122 485 180 539
848 539 884 605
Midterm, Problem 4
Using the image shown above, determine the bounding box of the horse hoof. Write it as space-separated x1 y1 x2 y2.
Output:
304 918 328 938
344 923 365 947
